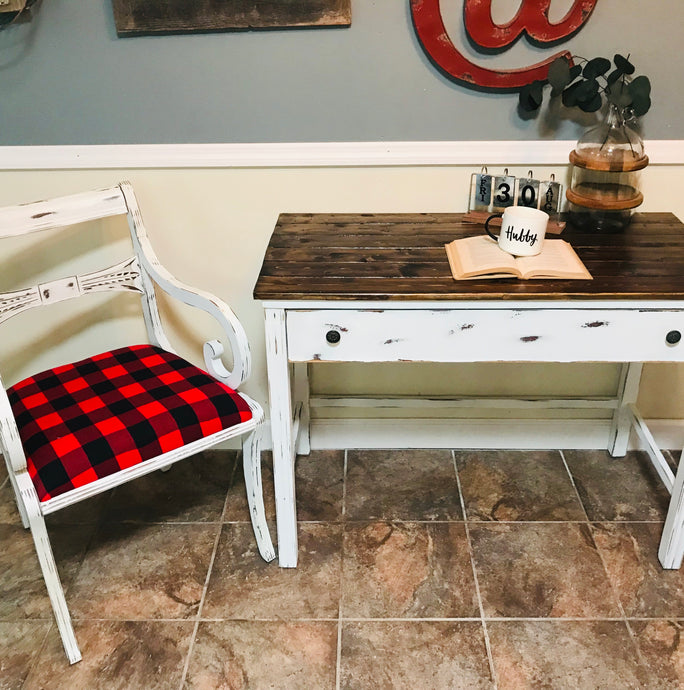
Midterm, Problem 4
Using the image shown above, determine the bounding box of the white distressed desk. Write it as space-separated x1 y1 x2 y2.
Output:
254 213 684 568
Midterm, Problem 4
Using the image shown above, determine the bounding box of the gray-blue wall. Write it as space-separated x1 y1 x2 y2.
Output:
1 0 681 145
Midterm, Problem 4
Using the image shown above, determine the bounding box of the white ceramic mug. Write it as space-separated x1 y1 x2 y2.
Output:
485 206 549 256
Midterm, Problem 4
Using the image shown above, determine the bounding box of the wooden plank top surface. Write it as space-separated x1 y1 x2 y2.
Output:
253 212 684 301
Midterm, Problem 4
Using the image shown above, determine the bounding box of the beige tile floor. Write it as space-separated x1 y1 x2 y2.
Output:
1 447 684 689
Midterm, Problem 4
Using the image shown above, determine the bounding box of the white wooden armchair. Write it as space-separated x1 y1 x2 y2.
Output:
0 182 275 664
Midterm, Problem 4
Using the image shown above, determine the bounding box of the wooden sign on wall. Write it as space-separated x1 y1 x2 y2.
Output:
112 0 352 36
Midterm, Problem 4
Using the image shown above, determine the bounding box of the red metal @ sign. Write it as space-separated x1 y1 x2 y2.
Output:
411 0 598 90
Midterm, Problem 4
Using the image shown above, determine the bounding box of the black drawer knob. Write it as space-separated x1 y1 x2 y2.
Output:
325 330 341 344
666 330 682 345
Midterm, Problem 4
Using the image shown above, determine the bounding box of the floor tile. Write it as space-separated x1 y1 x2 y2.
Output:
6 446 684 685
630 618 684 688
456 450 585 521
103 450 236 524
67 522 218 620
24 621 193 690
488 620 653 689
0 522 94 620
470 522 620 618
202 522 341 620
226 450 344 524
342 521 478 618
345 449 462 521
0 621 50 690
292 450 345 522
0 480 24 526
564 450 671 521
184 621 337 689
44 493 113 526
340 621 493 690
593 522 684 617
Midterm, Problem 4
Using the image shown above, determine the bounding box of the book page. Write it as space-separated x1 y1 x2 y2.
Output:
516 240 592 279
446 236 519 278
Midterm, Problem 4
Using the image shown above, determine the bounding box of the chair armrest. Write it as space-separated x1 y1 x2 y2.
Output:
120 182 251 390
141 257 251 390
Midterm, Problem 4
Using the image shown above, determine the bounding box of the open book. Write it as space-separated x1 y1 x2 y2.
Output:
445 236 592 281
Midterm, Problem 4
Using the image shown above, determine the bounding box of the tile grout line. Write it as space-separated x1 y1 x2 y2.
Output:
452 450 498 690
559 449 650 672
178 458 234 689
20 622 54 688
335 449 348 690
327 518 667 524
558 449 591 524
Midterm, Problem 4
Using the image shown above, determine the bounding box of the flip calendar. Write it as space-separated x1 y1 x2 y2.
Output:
469 168 563 219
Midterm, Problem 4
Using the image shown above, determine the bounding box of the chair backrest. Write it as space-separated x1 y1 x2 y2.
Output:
0 181 252 478
0 181 172 351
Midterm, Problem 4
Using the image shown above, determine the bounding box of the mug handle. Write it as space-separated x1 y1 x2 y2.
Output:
485 213 503 240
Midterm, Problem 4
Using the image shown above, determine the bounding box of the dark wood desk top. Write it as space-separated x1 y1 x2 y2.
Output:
253 212 684 301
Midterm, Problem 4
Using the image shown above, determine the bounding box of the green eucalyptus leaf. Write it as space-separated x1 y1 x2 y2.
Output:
631 93 651 117
606 69 622 86
583 57 611 80
561 81 582 108
569 64 582 81
547 57 571 90
519 80 544 111
579 93 603 112
575 78 599 101
614 54 635 75
629 75 652 98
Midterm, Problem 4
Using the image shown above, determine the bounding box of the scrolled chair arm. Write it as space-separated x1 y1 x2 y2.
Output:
120 182 251 390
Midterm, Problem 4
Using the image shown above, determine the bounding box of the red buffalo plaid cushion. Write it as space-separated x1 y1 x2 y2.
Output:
7 344 252 502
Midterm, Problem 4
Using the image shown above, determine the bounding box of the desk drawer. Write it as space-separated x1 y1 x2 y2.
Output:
286 309 684 363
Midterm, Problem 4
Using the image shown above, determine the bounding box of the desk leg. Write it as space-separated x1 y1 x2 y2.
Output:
264 308 298 567
660 447 684 569
608 363 642 457
293 363 311 456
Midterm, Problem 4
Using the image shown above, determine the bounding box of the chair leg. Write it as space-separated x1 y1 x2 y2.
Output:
19 477 82 663
242 428 276 562
7 470 30 528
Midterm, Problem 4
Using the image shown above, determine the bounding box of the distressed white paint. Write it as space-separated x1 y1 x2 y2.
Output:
16 471 82 663
0 257 143 326
311 417 617 450
628 404 675 493
242 423 276 563
609 363 644 457
660 452 684 568
0 186 127 237
287 309 684 364
310 395 619 410
0 183 275 664
120 182 252 388
264 308 298 568
293 363 311 455
266 298 684 570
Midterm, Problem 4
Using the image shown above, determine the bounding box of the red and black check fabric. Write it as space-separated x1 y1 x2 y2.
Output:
7 344 252 502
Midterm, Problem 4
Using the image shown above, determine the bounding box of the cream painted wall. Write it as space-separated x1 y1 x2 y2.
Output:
0 162 682 432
